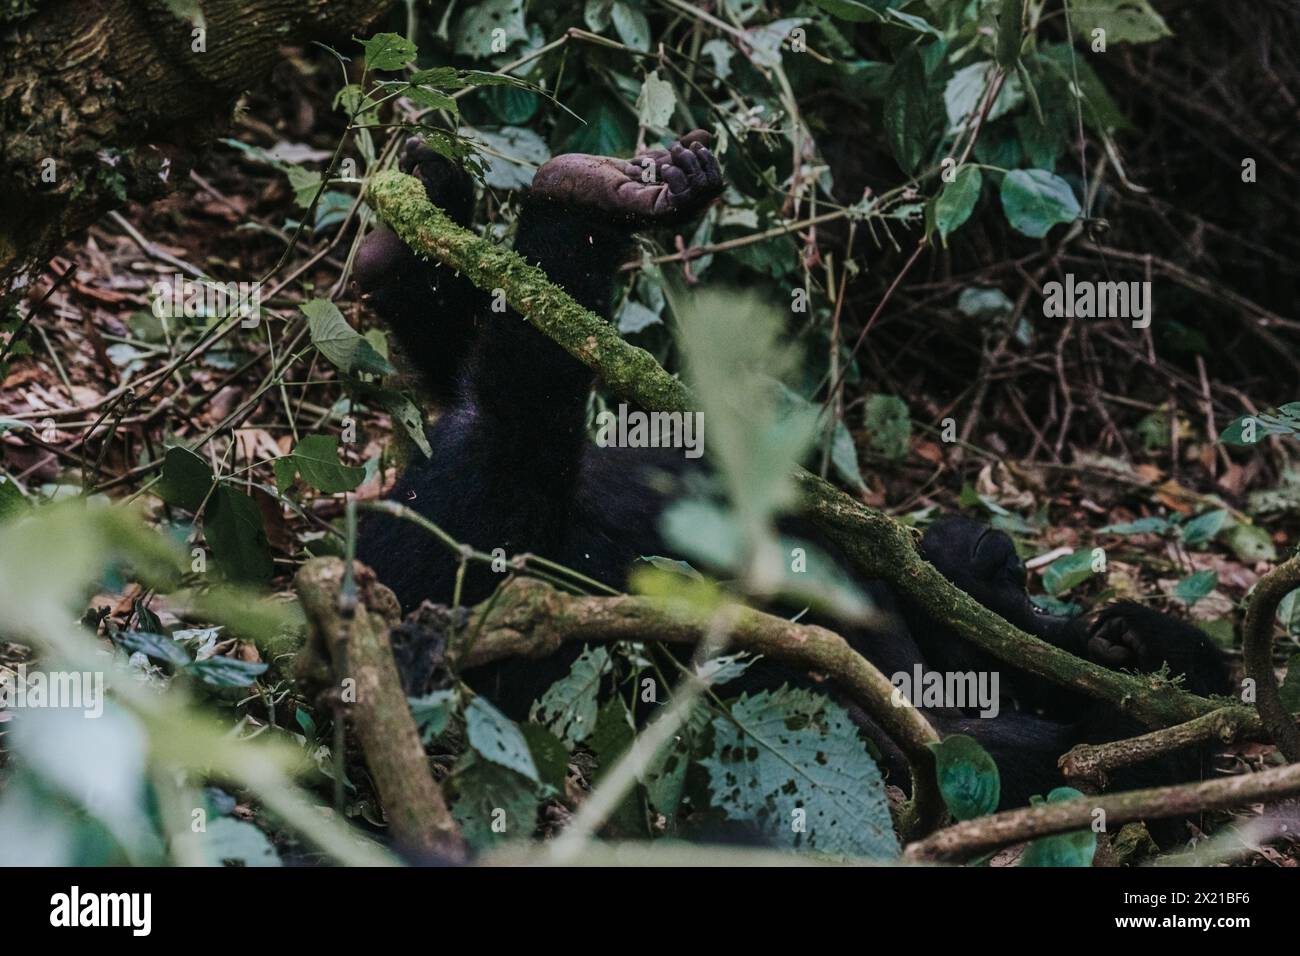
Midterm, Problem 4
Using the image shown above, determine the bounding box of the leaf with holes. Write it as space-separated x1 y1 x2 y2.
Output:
701 687 897 857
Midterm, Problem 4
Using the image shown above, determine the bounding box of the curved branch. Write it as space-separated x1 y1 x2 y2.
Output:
1242 552 1300 761
447 575 945 837
904 759 1300 864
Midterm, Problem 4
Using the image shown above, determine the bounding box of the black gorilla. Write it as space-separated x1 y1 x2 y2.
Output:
354 131 1229 817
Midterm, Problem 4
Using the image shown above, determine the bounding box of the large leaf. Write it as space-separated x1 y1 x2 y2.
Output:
455 0 526 58
359 33 418 72
205 486 274 585
701 688 898 858
1000 169 1081 238
466 696 539 782
1042 549 1096 595
932 165 983 245
1020 787 1097 866
883 47 936 175
528 645 610 747
1067 0 1171 45
929 734 1000 821
301 299 393 376
156 446 213 512
286 435 365 494
449 754 540 849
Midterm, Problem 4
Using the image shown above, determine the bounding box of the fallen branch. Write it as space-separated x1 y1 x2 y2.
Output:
365 169 1244 738
295 557 465 861
445 576 945 837
1060 707 1259 788
1242 552 1300 761
903 759 1300 864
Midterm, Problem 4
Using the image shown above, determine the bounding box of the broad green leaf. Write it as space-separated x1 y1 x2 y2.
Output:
528 645 611 747
384 394 433 458
466 696 539 782
187 656 268 688
157 446 213 512
701 688 898 857
929 734 1000 821
1173 569 1217 609
1180 509 1228 547
1020 787 1097 866
0 476 28 522
301 299 393 376
272 456 297 494
518 723 569 793
288 435 365 494
117 630 192 667
883 47 935 174
863 394 911 461
1000 168 1081 238
635 69 676 128
1042 549 1096 595
409 689 460 743
471 125 551 191
997 0 1025 68
957 286 1015 321
933 165 982 244
450 753 540 848
359 33 417 71
944 61 1023 132
205 486 274 585
455 0 526 59
1068 0 1171 45
611 0 651 51
1222 523 1277 563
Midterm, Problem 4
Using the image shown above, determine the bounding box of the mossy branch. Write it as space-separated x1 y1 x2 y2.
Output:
364 170 1261 742
295 557 465 861
1242 552 1300 761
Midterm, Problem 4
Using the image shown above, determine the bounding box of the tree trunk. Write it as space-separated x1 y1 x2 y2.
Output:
0 0 392 286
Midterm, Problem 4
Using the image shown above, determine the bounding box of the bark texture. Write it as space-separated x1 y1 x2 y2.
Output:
0 0 391 284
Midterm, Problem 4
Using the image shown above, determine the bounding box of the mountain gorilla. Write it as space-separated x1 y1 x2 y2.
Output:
353 130 1229 821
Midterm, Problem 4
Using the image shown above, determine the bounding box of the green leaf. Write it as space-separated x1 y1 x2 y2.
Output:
0 476 29 523
944 62 1023 132
449 754 540 848
1222 523 1277 563
157 446 213 512
701 688 898 857
957 286 1015 321
528 645 610 747
518 723 569 793
1042 549 1096 595
454 0 526 59
1180 509 1229 547
611 0 651 51
863 394 911 461
205 485 274 585
466 696 539 782
933 165 983 245
285 165 322 209
1067 0 1171 45
288 435 365 494
409 689 460 743
359 33 418 71
117 630 192 667
383 395 433 458
1173 569 1217 609
301 299 393 376
929 734 1000 822
187 656 269 688
1000 169 1081 238
996 0 1025 68
1020 787 1097 866
883 47 935 175
272 457 297 495
635 69 676 129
